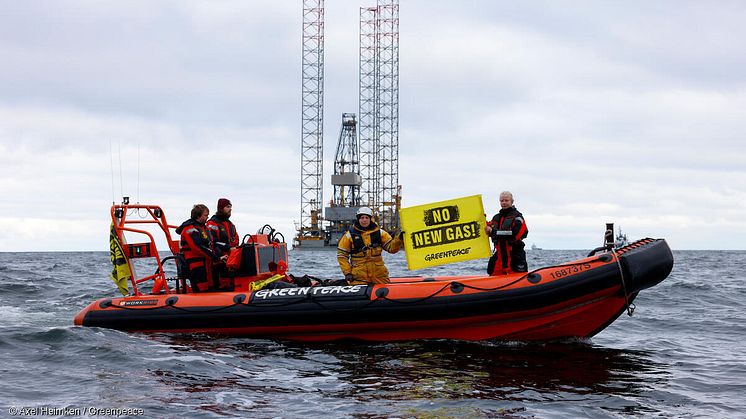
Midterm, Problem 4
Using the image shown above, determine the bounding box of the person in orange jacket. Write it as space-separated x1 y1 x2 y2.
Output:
485 191 528 275
337 207 403 285
176 204 227 292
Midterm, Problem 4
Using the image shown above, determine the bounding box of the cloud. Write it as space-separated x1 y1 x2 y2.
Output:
1 1 745 251
0 102 300 251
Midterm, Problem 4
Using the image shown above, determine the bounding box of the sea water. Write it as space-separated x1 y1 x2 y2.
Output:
1 249 745 418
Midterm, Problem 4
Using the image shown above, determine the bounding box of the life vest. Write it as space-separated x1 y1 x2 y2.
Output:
207 215 239 250
488 206 528 275
349 225 382 255
177 220 217 270
177 220 220 292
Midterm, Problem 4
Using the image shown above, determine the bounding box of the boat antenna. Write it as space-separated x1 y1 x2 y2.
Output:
136 142 141 204
118 141 125 205
109 139 116 204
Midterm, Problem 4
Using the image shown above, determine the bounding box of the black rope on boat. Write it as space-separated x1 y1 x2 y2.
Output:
104 256 620 314
237 264 574 310
458 260 597 292
374 259 609 306
374 282 455 305
376 267 542 304
611 250 635 316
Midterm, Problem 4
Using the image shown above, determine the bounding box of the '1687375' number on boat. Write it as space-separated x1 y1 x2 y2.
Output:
549 263 592 279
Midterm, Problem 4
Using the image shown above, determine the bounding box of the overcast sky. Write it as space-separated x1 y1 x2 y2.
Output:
1 0 744 252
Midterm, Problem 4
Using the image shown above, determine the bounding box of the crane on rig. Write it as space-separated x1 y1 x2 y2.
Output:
323 113 363 246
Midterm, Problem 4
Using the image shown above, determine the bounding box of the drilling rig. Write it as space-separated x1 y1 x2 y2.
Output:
294 0 400 250
295 0 326 249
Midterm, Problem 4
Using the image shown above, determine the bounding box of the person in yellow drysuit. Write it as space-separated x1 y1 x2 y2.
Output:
337 207 403 285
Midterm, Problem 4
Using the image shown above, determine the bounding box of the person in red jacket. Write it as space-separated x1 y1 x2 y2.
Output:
207 198 239 252
207 198 239 290
176 204 227 292
485 191 528 275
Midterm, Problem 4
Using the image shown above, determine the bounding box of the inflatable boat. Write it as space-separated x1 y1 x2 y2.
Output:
74 203 674 341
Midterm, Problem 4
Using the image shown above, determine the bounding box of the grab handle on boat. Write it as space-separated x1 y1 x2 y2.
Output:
242 234 255 245
587 246 607 257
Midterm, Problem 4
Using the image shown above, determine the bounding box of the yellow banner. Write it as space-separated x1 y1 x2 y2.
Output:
109 222 131 296
400 195 492 270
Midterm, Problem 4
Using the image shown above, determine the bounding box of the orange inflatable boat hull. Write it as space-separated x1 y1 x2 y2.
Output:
74 238 673 342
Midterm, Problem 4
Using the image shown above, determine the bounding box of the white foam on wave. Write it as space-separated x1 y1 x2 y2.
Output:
0 304 58 329
0 305 27 325
215 391 256 408
142 354 227 364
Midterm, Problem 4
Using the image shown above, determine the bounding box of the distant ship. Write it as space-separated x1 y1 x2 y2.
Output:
614 227 630 248
531 243 542 251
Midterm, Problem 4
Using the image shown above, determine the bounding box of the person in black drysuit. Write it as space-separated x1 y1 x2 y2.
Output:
485 191 528 275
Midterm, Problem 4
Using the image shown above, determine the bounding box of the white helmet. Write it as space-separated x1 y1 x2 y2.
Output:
356 207 373 218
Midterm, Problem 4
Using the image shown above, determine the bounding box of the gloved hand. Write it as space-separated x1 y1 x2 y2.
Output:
344 273 354 282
